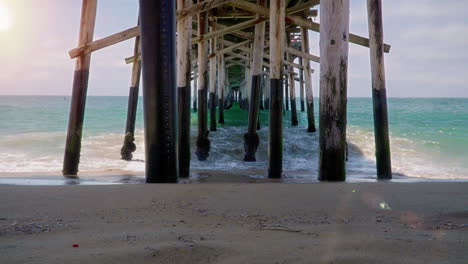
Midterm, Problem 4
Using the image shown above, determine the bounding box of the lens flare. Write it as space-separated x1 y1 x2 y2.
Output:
0 4 12 32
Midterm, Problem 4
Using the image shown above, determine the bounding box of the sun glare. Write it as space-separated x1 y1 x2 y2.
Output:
0 3 12 32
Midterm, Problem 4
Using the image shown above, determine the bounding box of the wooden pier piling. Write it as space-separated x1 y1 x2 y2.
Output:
284 72 289 111
300 25 316 133
299 57 305 112
244 0 265 162
209 34 217 132
196 10 211 161
63 0 393 183
287 33 298 126
139 0 178 183
368 0 392 179
289 69 298 126
268 0 285 178
121 32 141 161
265 74 270 110
218 51 225 124
63 0 97 176
318 0 350 182
177 0 192 178
192 62 198 112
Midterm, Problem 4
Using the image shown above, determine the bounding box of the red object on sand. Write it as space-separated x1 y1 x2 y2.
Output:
72 244 79 248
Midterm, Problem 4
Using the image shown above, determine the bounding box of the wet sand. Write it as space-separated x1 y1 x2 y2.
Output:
0 181 467 263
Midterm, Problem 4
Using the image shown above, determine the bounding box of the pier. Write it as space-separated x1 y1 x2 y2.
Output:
63 0 392 182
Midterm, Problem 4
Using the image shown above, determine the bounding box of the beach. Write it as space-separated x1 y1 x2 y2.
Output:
1 181 467 263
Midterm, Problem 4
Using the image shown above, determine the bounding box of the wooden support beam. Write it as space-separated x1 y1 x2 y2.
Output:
177 0 233 20
225 51 300 76
227 0 391 53
209 40 251 58
226 51 256 64
268 0 285 178
69 26 139 59
209 21 253 40
223 39 304 69
218 49 225 124
63 0 97 176
244 43 253 110
287 33 298 126
265 73 270 109
125 56 138 64
177 0 193 179
319 0 349 182
193 67 198 112
284 71 289 111
294 76 305 83
71 0 389 61
303 9 318 17
121 19 141 161
209 34 217 132
285 46 320 63
68 15 258 60
284 59 303 69
299 57 305 112
140 0 178 183
244 0 266 162
193 17 264 43
286 0 320 15
301 22 316 133
368 0 392 179
196 10 211 161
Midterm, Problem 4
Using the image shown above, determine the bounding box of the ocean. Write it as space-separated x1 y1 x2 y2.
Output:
0 96 467 183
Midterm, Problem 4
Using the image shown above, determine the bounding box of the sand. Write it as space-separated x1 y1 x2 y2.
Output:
0 181 467 263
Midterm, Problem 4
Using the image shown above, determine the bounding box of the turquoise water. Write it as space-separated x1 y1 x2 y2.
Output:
0 96 467 181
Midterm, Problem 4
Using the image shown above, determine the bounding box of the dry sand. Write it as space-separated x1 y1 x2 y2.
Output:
0 181 467 263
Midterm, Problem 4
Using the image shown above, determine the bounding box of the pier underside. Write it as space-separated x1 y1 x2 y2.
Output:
63 0 392 182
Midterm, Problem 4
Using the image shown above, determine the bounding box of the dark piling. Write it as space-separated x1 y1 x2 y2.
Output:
139 0 178 183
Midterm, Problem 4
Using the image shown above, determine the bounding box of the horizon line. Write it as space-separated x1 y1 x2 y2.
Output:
1 95 468 99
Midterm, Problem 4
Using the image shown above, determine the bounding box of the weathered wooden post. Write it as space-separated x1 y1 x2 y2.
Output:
299 57 305 112
63 0 97 176
243 0 266 161
265 74 270 109
289 67 298 126
245 47 252 110
287 34 298 126
268 0 285 178
192 64 198 112
284 72 289 111
196 10 211 160
218 51 225 124
260 76 265 110
177 0 192 178
368 0 392 179
301 25 316 133
121 29 141 161
139 0 178 183
318 0 350 182
209 34 217 132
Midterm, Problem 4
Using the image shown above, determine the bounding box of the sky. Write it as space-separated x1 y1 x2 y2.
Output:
0 0 467 97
